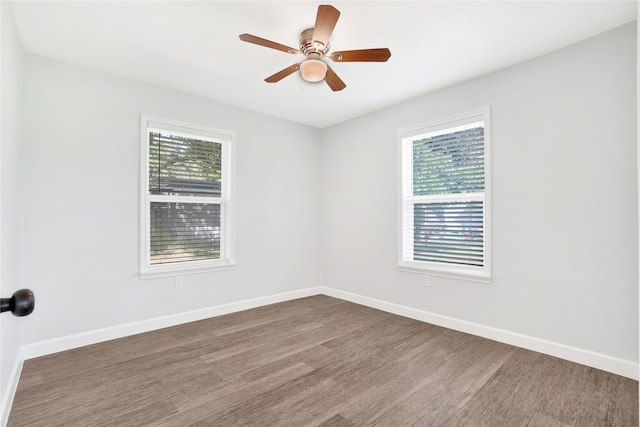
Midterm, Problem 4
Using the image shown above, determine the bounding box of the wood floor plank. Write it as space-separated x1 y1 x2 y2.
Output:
155 362 317 426
317 414 356 427
364 332 515 426
8 296 638 427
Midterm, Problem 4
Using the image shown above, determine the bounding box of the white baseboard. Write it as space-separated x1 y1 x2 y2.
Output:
0 352 23 427
322 287 638 380
20 287 322 361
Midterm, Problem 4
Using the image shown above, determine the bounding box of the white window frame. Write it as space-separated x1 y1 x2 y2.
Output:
398 108 491 283
139 114 235 279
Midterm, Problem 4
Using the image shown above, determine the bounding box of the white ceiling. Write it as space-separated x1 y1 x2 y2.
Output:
11 1 638 128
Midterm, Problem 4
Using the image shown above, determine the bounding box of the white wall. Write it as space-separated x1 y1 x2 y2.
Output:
0 1 24 423
321 22 638 363
19 53 322 344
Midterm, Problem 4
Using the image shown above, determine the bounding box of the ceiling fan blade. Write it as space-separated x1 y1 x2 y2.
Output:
265 63 300 83
312 5 340 48
325 65 346 91
329 48 391 62
239 34 301 55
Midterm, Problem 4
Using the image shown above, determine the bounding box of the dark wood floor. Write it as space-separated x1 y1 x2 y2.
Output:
8 295 638 426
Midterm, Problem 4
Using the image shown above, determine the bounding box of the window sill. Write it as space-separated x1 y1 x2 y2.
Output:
397 262 491 284
140 262 235 279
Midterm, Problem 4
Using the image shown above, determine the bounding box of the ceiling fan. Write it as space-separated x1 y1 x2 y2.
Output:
239 4 391 91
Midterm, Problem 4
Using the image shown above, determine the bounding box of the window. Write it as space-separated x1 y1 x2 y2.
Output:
140 115 235 278
398 108 491 282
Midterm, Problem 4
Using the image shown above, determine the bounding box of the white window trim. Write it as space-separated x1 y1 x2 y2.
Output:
139 114 236 279
397 108 492 283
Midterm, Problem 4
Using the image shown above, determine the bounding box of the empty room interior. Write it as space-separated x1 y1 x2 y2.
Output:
1 1 639 426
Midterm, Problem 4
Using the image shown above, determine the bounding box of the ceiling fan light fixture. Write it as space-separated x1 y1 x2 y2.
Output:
299 59 327 83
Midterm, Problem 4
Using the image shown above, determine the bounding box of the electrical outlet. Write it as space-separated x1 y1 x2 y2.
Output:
174 276 183 288
423 275 432 287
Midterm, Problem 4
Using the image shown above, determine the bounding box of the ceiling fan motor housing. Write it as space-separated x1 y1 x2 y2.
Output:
299 28 330 59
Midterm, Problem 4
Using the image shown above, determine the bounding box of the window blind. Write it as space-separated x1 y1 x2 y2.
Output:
410 125 485 267
148 131 223 266
149 202 221 265
413 201 484 266
149 132 222 197
412 126 484 196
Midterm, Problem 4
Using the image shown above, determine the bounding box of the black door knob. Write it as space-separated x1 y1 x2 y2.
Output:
0 289 35 316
